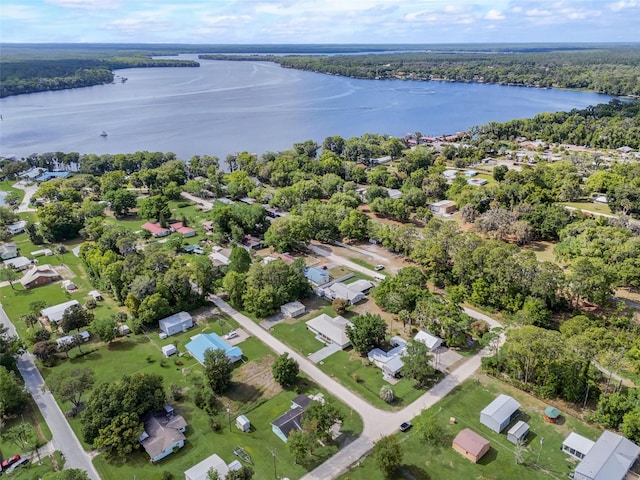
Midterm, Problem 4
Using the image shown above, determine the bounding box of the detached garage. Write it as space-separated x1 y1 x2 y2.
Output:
452 428 490 463
480 394 521 433
159 311 193 336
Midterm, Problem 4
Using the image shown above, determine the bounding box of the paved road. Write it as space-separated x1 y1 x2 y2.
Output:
308 243 388 280
213 296 504 480
180 191 214 210
0 306 100 480
11 181 37 213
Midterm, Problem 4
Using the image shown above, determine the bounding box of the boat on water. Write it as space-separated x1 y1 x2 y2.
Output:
100 131 108 137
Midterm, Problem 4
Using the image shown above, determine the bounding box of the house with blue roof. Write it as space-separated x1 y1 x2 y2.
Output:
185 333 243 364
304 267 329 286
36 171 72 182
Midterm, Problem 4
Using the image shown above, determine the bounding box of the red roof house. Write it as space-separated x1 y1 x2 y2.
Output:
141 222 170 238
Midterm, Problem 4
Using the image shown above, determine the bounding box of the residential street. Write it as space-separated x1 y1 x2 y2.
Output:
212 296 504 480
0 306 100 480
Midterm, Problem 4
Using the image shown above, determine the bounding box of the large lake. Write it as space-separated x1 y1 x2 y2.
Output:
0 56 612 160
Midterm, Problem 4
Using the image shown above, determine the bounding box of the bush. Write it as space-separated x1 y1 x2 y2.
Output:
333 298 349 315
161 471 174 480
352 373 361 383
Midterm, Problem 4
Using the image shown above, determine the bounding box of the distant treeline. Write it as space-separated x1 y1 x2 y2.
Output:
474 98 640 149
0 57 199 98
200 46 640 96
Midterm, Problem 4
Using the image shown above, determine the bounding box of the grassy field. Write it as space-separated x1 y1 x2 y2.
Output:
339 375 602 480
561 201 613 215
0 180 25 204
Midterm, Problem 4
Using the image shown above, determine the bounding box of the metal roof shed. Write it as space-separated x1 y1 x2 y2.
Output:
507 420 529 445
480 394 521 433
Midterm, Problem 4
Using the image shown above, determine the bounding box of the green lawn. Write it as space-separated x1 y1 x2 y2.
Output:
339 375 602 480
561 201 613 215
0 180 25 204
271 319 325 356
269 307 425 411
318 350 433 410
348 257 377 271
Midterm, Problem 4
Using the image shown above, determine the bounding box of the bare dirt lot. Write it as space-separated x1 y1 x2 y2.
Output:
227 354 282 410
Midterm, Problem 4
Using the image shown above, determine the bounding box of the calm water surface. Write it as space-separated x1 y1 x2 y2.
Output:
0 56 612 160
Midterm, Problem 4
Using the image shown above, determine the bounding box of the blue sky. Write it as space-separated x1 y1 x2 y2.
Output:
1 0 639 44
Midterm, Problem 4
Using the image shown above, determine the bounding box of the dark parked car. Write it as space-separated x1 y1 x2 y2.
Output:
399 422 412 432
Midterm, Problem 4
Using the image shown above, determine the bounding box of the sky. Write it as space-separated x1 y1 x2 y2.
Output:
1 0 639 44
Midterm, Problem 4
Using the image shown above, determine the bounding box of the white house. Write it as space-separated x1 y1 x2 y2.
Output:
368 337 407 378
306 313 353 349
347 279 374 295
6 220 27 235
40 300 80 323
184 454 242 480
562 432 595 460
280 301 306 318
209 246 232 267
323 282 365 305
55 330 90 347
0 243 19 260
572 430 640 480
430 200 457 215
4 256 32 271
158 311 193 336
414 330 444 351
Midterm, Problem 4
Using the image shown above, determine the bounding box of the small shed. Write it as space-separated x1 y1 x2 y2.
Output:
507 420 529 445
480 394 521 433
452 428 490 463
236 415 251 432
280 301 306 318
162 344 177 357
61 280 77 291
118 324 131 335
414 330 444 351
430 200 457 215
544 406 561 423
89 290 103 301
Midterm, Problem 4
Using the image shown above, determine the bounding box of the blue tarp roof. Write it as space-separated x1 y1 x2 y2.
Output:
185 333 242 364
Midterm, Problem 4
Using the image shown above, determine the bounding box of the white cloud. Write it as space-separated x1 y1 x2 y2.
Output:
526 8 552 17
484 9 505 20
202 15 252 27
609 0 638 11
44 0 120 10
0 4 41 19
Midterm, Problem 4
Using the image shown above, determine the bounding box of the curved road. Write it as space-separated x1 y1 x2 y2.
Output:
0 306 100 480
212 296 503 480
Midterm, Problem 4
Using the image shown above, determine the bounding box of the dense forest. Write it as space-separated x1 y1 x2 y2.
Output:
473 99 640 149
0 56 198 98
201 45 640 97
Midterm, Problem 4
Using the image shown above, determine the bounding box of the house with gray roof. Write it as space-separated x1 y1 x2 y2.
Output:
271 395 314 442
0 243 18 260
139 413 187 463
573 430 640 480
